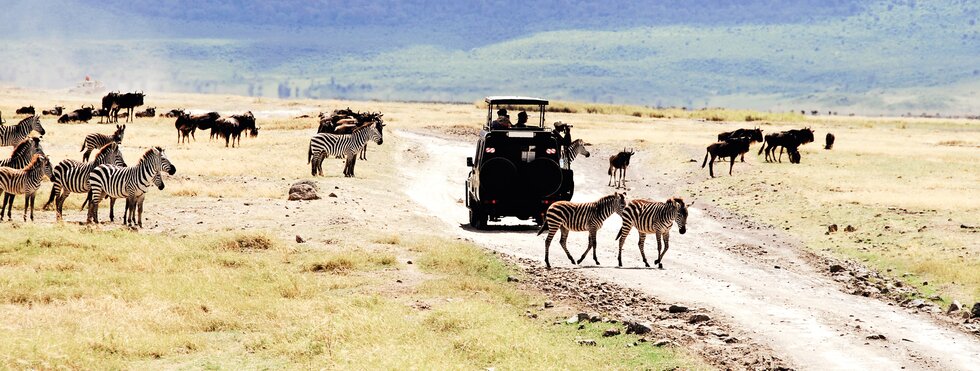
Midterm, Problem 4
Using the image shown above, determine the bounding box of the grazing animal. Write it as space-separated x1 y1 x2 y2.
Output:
758 128 814 162
15 106 35 115
607 149 635 188
717 128 764 162
213 111 258 147
318 109 383 160
44 142 126 221
0 154 52 221
81 124 126 162
0 116 45 147
702 137 752 177
42 106 64 116
824 133 835 150
123 171 165 227
0 137 44 169
134 107 156 118
101 92 119 123
307 121 384 177
59 106 96 124
105 91 145 123
565 139 591 163
174 112 219 143
789 148 801 164
162 108 185 118
615 198 691 268
811 110 818 115
537 192 627 269
87 147 176 226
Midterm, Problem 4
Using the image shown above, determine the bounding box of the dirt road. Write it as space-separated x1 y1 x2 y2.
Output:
397 130 980 370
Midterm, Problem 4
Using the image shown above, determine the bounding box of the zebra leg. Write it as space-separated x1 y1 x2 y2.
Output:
43 183 58 210
658 233 671 269
653 233 663 266
137 195 145 228
5 194 13 220
576 229 596 265
83 148 92 162
109 197 116 223
0 193 8 221
56 192 70 221
617 222 632 267
559 227 576 265
544 228 557 269
28 193 36 221
638 232 649 267
590 229 600 265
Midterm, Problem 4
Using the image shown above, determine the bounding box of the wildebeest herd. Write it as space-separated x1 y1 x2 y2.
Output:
173 110 258 147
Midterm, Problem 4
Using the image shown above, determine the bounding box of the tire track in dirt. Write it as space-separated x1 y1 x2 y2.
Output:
397 129 980 370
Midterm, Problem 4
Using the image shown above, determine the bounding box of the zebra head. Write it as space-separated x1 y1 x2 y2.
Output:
611 192 627 217
152 171 165 190
370 120 385 145
114 124 126 143
31 154 53 180
156 146 177 175
31 116 45 136
668 197 692 235
569 139 590 159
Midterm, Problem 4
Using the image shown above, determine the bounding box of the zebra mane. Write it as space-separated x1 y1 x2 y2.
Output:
9 137 38 158
138 147 160 164
92 142 118 162
23 153 45 170
666 197 686 209
15 115 38 129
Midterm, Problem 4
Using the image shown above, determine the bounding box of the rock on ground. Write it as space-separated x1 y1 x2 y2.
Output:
288 180 320 201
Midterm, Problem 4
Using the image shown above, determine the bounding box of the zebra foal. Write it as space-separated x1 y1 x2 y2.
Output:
0 116 46 147
87 147 176 227
615 197 692 269
537 192 626 269
81 124 125 162
0 137 44 169
307 121 384 177
0 154 53 221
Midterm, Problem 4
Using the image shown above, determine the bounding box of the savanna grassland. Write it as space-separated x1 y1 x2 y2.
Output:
0 89 703 369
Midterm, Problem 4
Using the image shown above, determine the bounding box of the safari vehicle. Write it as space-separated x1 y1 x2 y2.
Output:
465 96 575 229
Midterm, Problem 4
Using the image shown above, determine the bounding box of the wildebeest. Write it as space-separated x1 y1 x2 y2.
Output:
15 106 35 115
758 128 814 163
161 108 185 118
608 148 635 188
42 106 64 116
174 112 219 144
824 133 835 150
702 137 752 177
103 91 145 123
58 106 96 124
717 127 764 162
134 107 156 118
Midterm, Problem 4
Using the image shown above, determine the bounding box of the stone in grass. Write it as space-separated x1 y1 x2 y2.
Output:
668 304 689 313
603 328 622 337
947 300 961 313
688 314 711 324
625 321 653 335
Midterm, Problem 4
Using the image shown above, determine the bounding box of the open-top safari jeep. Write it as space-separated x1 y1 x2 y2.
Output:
465 96 575 229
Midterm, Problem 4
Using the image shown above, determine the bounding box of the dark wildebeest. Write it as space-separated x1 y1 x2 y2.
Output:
717 127 763 162
15 106 35 115
105 92 145 123
174 112 219 144
161 108 184 118
824 133 835 150
58 106 96 124
758 128 814 162
702 137 752 177
810 110 818 115
134 107 156 118
608 148 635 188
101 92 119 123
214 112 259 147
42 106 64 116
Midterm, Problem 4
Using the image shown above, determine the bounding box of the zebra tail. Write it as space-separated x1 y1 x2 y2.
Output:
79 143 85 152
307 141 313 164
43 183 58 209
701 150 709 168
615 214 632 240
536 218 549 236
757 138 766 155
81 189 91 210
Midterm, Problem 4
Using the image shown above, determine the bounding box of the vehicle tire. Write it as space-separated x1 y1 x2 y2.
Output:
469 206 487 229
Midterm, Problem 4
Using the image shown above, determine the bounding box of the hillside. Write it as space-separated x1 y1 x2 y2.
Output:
0 0 977 114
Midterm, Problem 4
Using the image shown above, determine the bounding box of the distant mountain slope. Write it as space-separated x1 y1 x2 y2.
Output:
0 0 977 114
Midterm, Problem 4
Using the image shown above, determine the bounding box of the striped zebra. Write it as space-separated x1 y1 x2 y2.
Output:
0 137 44 169
86 147 176 226
123 171 165 227
536 192 626 269
0 154 52 221
81 124 126 162
307 121 384 177
561 139 590 167
44 142 127 221
0 116 46 147
615 197 692 269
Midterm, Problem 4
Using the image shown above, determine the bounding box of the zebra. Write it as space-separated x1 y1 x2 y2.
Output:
0 154 53 221
307 120 384 177
44 142 126 221
123 171 165 227
0 115 46 147
0 137 44 169
86 147 176 226
615 197 692 269
536 192 626 269
81 124 125 161
562 139 591 166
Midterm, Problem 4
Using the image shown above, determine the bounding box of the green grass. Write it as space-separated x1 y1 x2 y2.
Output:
0 224 700 369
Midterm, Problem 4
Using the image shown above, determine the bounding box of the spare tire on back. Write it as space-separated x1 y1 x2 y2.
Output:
525 157 563 197
479 157 518 199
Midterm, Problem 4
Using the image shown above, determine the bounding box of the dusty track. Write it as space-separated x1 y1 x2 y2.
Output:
397 129 980 370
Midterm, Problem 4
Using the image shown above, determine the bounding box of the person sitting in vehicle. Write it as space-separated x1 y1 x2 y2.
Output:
490 109 511 129
513 111 528 128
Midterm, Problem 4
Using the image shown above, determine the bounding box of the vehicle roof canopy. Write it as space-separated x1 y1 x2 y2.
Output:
485 96 549 106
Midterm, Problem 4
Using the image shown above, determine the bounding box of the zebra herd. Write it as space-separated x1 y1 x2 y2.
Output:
539 192 691 269
0 115 176 227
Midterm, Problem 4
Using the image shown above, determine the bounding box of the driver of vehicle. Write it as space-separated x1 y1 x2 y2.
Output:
491 108 511 129
514 111 528 127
